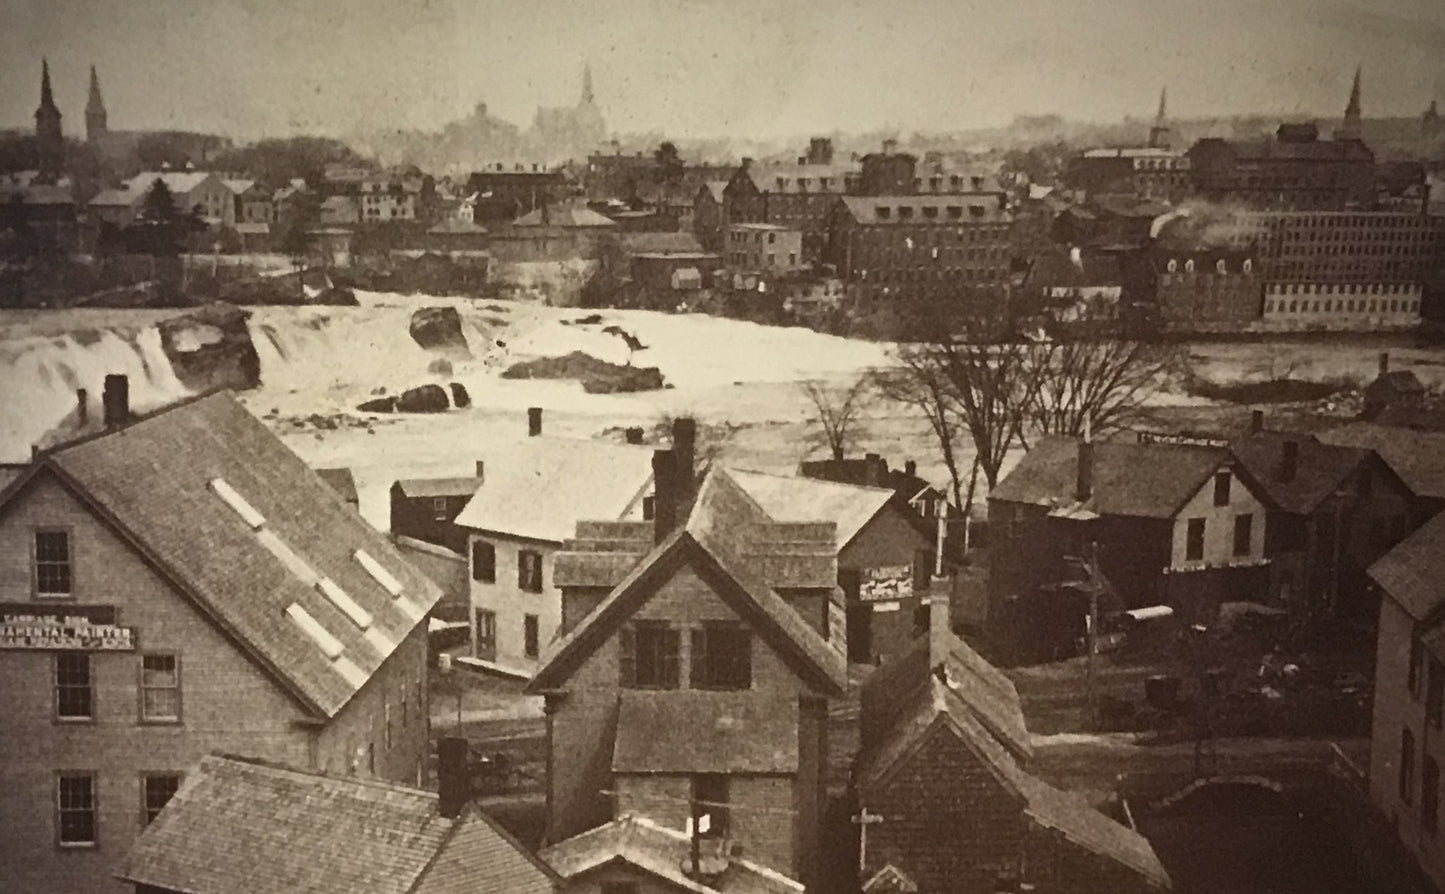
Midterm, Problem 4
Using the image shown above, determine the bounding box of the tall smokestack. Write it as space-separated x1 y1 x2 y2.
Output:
1076 429 1095 503
652 449 678 544
672 417 697 502
436 736 470 819
1280 440 1299 483
102 374 130 428
527 407 543 437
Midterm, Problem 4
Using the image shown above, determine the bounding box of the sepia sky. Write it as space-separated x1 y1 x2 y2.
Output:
2 0 1444 141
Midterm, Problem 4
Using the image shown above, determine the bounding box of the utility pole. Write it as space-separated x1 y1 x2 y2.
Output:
1084 540 1101 730
852 806 885 879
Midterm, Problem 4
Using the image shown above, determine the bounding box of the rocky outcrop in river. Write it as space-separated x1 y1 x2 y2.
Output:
156 303 262 393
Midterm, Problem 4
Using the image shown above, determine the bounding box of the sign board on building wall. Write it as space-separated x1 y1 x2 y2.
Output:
859 565 913 603
1137 431 1229 449
0 604 136 651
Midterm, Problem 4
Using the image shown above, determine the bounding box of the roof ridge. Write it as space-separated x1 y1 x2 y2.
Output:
39 386 231 458
207 752 441 801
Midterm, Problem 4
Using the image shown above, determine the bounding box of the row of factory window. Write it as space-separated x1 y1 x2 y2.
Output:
857 243 1008 262
1264 214 1435 230
54 772 182 848
873 205 998 222
1264 297 1420 315
1271 282 1417 296
726 252 799 268
857 267 1009 283
729 229 785 244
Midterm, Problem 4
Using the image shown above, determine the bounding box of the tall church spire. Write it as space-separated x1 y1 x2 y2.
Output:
1338 66 1363 140
86 64 108 143
1148 86 1171 149
34 58 64 182
580 63 595 106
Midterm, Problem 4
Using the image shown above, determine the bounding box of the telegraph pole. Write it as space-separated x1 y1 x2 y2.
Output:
852 806 885 878
1085 540 1100 730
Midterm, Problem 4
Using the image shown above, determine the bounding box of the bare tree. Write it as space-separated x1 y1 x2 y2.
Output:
799 376 873 462
1021 339 1185 446
873 346 969 513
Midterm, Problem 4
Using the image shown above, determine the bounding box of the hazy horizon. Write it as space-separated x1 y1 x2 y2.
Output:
3 0 1444 144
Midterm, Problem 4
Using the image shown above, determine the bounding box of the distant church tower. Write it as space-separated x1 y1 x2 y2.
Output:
1337 66 1363 140
1147 87 1171 149
580 63 595 107
34 57 64 183
86 65 108 144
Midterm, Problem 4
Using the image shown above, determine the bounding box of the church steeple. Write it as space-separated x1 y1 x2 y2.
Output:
580 63 595 106
1338 66 1362 140
1147 87 1171 149
34 58 64 182
86 65 108 143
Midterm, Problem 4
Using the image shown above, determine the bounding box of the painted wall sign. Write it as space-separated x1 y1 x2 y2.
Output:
859 565 914 603
0 604 136 651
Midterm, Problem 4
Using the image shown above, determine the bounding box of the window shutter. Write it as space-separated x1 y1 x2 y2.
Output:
665 628 681 689
691 628 707 688
619 625 635 688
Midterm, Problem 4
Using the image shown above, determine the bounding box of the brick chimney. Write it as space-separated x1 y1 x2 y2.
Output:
474 460 485 481
527 407 543 437
625 426 645 445
1076 438 1095 503
1250 409 1264 433
864 453 883 487
1280 440 1299 482
436 736 470 819
652 449 678 544
76 389 88 427
672 417 697 502
102 374 130 428
904 459 917 478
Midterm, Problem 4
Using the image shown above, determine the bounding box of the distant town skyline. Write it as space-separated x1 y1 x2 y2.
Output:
2 0 1444 143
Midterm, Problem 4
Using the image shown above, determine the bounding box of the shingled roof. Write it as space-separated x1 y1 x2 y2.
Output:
541 813 802 894
1370 511 1445 622
990 436 1236 520
1319 423 1445 500
117 754 558 894
528 467 847 696
727 468 895 553
1229 431 1374 515
6 392 442 719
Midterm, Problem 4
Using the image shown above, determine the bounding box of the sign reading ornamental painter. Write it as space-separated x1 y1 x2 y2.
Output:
0 604 136 651
859 566 913 602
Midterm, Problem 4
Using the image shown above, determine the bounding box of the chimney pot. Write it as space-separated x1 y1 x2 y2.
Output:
527 407 543 437
1250 409 1264 433
436 736 470 819
102 374 130 428
1076 439 1095 502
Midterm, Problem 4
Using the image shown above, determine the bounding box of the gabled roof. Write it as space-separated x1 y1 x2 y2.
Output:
701 180 727 203
744 162 858 194
727 468 895 552
514 201 618 228
614 690 799 774
540 814 803 894
856 676 1170 889
453 436 655 543
1368 370 1427 396
427 218 488 235
527 468 848 696
1370 511 1445 622
117 754 558 894
395 477 483 499
1228 431 1372 515
859 631 1031 762
7 392 442 718
990 436 1235 520
89 187 140 207
1319 423 1445 500
125 170 219 196
222 178 256 195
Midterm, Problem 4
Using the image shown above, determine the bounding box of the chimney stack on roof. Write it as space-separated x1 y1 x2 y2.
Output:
527 407 543 437
103 374 130 428
625 426 645 445
672 417 697 503
865 452 884 487
1379 351 1390 377
1076 429 1095 503
928 584 951 669
76 389 88 427
436 736 470 819
905 459 917 479
1280 439 1300 483
475 461 485 481
1250 409 1264 433
652 449 678 545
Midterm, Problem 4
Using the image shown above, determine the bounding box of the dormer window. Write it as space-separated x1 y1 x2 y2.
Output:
898 206 914 220
876 206 891 220
1243 259 1253 273
1216 259 1227 274
1167 259 1178 273
1184 259 1195 273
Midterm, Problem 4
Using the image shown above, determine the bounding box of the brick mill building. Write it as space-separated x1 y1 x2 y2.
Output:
853 606 1172 893
528 459 849 890
0 385 441 894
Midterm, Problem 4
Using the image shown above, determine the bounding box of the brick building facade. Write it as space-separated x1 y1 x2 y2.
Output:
0 387 439 894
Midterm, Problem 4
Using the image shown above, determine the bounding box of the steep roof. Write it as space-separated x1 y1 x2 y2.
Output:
859 631 1031 762
727 468 895 552
540 814 803 894
453 436 655 543
613 690 799 774
528 468 848 696
89 187 139 207
315 467 359 504
396 477 483 499
1228 431 1371 515
125 170 218 196
427 218 489 235
1319 423 1445 500
11 392 442 719
1370 511 1445 622
514 201 618 228
990 436 1232 520
117 754 558 894
856 676 1170 890
1368 370 1427 397
702 180 728 202
222 178 256 195
745 162 858 194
